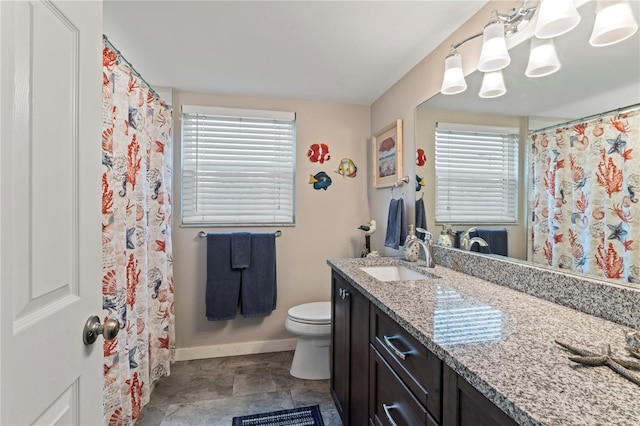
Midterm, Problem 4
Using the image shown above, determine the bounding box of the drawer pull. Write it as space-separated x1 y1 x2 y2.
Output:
382 403 400 426
383 335 411 360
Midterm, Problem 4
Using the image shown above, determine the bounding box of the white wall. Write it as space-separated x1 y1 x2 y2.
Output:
171 91 370 360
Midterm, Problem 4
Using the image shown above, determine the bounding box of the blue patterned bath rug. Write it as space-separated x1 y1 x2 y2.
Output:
232 405 324 426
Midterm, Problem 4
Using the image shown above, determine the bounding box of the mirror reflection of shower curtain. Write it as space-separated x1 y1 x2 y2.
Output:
528 106 639 283
102 42 175 423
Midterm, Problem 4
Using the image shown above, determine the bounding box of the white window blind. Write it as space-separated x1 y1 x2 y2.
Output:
435 122 518 224
181 105 296 226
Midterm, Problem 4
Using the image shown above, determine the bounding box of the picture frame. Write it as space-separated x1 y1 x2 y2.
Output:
372 119 403 188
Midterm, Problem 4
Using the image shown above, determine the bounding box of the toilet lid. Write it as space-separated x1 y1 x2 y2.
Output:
287 301 331 324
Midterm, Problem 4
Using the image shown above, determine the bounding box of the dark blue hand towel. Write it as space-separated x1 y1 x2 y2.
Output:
415 198 427 240
384 197 407 249
231 232 251 269
206 233 241 321
241 233 277 318
476 228 509 257
453 229 508 257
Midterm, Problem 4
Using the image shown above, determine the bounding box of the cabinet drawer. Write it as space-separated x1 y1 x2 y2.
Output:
370 345 438 426
370 307 442 422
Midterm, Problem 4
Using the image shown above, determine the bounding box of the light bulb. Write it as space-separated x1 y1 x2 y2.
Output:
525 37 562 78
535 0 581 39
590 0 639 47
441 53 467 95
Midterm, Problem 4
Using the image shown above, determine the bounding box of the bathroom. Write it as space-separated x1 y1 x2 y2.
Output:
1 0 639 425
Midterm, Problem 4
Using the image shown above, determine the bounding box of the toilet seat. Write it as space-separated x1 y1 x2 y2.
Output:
287 301 331 325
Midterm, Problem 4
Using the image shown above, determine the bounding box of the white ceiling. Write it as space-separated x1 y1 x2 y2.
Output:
103 0 488 105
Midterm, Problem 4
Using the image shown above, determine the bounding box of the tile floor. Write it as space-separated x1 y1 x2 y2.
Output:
136 351 342 426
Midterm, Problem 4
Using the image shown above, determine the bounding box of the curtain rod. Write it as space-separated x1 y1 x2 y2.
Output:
198 230 282 238
103 35 169 107
529 103 640 135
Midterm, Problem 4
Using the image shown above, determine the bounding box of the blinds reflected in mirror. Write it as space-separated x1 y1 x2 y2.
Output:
435 122 518 224
433 286 504 345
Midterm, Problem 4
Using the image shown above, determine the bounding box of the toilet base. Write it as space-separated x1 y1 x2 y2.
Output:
289 336 330 380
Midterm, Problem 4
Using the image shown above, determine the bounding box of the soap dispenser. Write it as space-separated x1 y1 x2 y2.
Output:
404 225 420 262
436 225 454 247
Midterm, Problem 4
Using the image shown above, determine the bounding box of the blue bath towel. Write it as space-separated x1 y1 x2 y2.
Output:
231 232 251 269
476 228 509 257
415 197 427 240
384 197 407 250
454 229 509 257
241 233 277 318
206 233 242 321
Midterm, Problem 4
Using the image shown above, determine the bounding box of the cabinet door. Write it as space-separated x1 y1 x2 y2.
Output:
331 273 350 424
443 365 517 426
330 271 370 426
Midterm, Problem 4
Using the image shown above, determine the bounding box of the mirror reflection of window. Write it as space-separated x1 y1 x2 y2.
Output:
434 122 519 225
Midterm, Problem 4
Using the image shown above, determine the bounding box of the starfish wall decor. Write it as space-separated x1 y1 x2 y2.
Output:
555 339 640 387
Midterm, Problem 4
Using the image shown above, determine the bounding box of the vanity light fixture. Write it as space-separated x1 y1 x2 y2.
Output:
525 37 562 78
440 1 537 98
589 0 639 47
440 0 639 98
534 0 582 39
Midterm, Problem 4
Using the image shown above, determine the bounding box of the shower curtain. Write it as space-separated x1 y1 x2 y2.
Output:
101 43 175 424
529 107 639 282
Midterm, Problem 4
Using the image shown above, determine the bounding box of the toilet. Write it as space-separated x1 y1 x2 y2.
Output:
285 301 332 380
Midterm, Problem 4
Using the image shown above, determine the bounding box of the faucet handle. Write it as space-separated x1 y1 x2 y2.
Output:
416 227 432 241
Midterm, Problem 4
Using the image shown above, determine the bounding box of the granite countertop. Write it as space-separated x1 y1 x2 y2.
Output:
327 257 640 426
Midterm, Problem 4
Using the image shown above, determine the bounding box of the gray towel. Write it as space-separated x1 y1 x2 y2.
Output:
231 232 251 269
241 233 277 318
206 233 241 321
415 198 427 240
384 197 407 249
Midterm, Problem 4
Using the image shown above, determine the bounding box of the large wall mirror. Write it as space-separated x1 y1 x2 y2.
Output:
416 0 640 288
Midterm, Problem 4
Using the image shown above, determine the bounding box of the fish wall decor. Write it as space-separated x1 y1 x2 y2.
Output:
307 143 331 164
309 171 332 190
416 148 427 166
416 175 425 191
335 158 357 178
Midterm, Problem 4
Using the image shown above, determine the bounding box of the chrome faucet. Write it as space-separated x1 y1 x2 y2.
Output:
406 228 435 268
459 227 489 251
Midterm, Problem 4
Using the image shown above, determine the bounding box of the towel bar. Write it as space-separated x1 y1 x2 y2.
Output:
198 230 282 238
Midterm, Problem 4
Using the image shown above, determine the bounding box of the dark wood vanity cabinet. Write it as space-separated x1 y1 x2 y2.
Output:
330 271 370 426
330 270 517 426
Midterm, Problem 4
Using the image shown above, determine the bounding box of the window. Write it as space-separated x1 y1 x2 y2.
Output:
181 105 295 226
434 122 518 224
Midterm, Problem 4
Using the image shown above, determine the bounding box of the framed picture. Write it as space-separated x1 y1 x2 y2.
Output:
372 119 403 188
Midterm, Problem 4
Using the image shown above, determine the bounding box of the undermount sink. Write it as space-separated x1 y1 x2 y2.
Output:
360 265 438 281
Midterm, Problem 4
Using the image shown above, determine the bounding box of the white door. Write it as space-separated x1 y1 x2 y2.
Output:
0 1 104 424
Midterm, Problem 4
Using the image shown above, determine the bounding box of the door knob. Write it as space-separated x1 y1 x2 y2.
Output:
83 315 120 345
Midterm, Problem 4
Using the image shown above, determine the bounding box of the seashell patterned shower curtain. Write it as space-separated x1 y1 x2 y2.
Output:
101 44 174 424
528 107 639 283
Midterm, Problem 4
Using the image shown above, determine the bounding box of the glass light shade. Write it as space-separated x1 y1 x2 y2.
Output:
525 37 562 78
534 0 581 39
479 71 507 98
441 53 467 95
590 0 639 47
477 21 511 72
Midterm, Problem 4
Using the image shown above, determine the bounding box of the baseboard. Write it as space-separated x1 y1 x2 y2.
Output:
173 338 298 362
